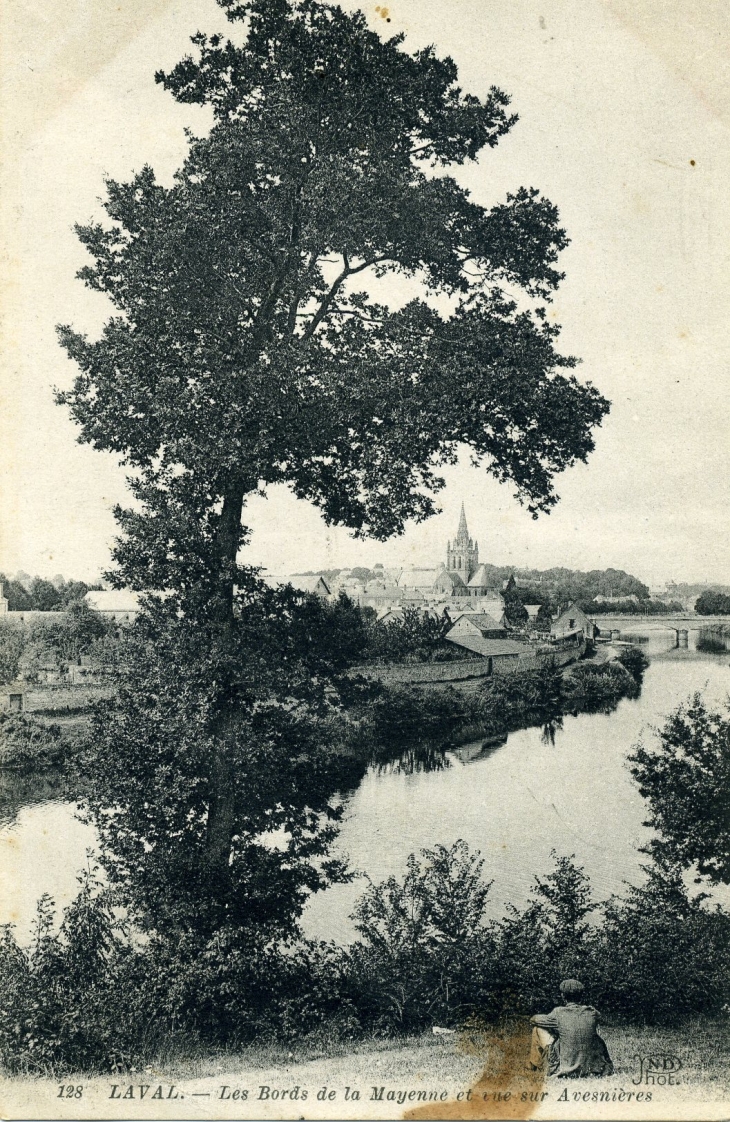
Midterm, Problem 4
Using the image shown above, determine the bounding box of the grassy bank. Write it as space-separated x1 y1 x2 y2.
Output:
2 1021 727 1111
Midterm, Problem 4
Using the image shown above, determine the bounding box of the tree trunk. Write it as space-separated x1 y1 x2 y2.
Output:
205 480 246 884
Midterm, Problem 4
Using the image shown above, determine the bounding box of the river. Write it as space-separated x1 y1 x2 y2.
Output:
1 627 729 944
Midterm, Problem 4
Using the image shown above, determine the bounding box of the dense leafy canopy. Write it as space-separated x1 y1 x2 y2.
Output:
58 0 608 606
695 590 730 615
56 0 609 935
629 694 730 884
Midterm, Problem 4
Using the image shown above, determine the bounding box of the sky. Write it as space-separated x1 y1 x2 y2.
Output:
1 0 729 587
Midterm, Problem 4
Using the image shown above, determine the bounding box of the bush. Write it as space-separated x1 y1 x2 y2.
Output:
563 660 638 710
616 644 650 683
488 853 600 1017
3 843 730 1073
594 860 730 1024
695 591 730 615
367 684 470 748
0 713 67 769
628 694 730 884
347 842 496 1033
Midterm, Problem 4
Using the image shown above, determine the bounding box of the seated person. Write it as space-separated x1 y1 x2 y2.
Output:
529 979 613 1078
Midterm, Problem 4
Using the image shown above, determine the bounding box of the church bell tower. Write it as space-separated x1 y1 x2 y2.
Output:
446 503 478 579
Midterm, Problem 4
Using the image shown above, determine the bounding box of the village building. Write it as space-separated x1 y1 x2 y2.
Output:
444 616 528 670
377 607 405 625
432 568 468 597
0 582 8 615
360 576 402 611
445 611 508 648
286 574 332 599
400 587 426 608
84 589 140 622
551 602 598 640
397 567 440 592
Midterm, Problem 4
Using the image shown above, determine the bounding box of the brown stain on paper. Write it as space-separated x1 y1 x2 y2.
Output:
404 1022 546 1121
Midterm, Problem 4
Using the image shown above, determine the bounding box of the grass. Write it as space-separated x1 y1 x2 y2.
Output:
151 1020 730 1098
1 1021 728 1121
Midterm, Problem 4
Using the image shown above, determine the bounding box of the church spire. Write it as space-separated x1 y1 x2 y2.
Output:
456 502 469 544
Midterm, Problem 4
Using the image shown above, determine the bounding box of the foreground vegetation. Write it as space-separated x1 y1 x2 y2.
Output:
0 842 727 1077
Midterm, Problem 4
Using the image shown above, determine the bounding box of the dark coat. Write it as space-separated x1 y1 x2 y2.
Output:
530 1003 613 1077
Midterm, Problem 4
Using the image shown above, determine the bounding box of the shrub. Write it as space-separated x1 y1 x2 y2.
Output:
616 644 650 683
489 853 601 1016
0 870 139 1074
0 713 66 769
593 860 730 1024
347 842 497 1033
563 660 638 710
628 694 730 884
695 591 730 615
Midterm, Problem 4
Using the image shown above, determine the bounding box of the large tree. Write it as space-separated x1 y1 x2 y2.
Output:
57 0 609 932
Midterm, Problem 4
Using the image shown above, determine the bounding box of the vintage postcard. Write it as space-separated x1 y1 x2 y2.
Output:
1 0 729 1119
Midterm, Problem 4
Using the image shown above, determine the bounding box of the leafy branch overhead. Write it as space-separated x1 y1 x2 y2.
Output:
57 0 608 599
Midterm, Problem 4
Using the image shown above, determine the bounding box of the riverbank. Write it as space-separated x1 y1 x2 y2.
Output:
363 652 645 766
1 1020 727 1118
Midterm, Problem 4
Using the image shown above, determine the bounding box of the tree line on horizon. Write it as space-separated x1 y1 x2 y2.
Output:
0 574 102 613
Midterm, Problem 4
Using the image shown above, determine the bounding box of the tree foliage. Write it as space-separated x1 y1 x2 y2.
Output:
695 590 730 615
78 589 372 936
55 0 610 932
58 0 608 601
628 694 730 885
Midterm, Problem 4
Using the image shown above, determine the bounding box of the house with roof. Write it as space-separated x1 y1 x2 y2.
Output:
445 611 508 648
467 564 505 604
401 587 426 607
551 602 598 641
397 567 440 592
287 574 332 600
361 577 402 611
84 589 140 622
377 607 405 626
445 625 529 671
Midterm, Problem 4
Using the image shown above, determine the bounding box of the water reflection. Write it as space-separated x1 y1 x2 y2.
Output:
540 716 564 746
371 739 451 776
697 628 730 654
303 655 730 943
0 767 68 829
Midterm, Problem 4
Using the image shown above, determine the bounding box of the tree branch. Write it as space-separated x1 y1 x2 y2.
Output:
300 254 390 342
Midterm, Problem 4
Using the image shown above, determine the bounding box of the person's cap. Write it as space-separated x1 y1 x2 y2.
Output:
559 979 585 999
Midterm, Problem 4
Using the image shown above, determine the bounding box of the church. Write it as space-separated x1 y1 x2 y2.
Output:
432 504 504 605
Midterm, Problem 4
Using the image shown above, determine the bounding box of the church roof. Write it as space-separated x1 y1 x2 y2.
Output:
434 569 467 589
397 568 439 589
467 565 502 591
288 574 332 596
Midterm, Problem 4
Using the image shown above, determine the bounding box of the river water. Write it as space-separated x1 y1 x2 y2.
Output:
1 627 729 944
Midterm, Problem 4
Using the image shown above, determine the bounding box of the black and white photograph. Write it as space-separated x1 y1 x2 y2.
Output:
0 1 729 1118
